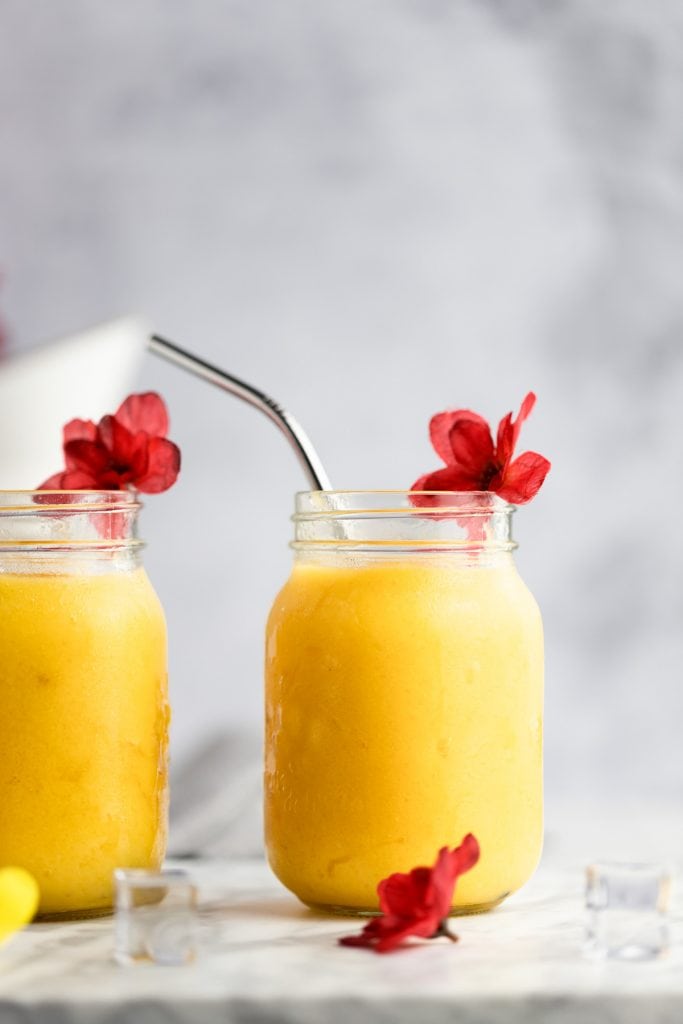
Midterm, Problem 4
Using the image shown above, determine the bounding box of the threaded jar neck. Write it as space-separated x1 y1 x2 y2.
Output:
292 491 515 559
0 491 143 570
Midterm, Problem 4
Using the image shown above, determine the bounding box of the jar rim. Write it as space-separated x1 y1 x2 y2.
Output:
293 491 516 553
0 490 141 512
0 490 142 556
294 490 514 515
296 490 511 497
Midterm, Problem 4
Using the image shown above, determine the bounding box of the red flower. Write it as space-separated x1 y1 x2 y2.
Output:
339 834 480 953
39 392 181 494
412 392 550 504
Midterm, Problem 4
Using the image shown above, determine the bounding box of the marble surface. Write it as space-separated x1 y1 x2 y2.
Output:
1 853 683 1024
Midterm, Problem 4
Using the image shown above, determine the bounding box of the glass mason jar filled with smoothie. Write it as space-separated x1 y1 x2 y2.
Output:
265 491 543 913
0 491 169 918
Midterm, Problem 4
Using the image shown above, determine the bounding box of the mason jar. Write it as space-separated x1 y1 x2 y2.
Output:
0 491 169 918
265 491 544 914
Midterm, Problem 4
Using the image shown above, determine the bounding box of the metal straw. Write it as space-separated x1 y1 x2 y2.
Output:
148 334 331 491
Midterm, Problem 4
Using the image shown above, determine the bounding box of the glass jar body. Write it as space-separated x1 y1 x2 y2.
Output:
265 493 544 913
0 493 169 918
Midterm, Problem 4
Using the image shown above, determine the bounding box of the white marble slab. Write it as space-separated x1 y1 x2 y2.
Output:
0 854 682 1024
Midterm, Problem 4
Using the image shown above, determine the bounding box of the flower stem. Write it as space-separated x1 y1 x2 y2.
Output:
434 921 459 944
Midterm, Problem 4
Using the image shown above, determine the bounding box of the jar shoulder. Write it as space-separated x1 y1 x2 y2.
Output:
267 557 543 631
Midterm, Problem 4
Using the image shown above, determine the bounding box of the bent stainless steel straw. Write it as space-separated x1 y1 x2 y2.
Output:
148 334 332 491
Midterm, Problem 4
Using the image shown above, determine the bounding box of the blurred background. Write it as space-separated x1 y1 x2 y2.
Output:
1 0 682 840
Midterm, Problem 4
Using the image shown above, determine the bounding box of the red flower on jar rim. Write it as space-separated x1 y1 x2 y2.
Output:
39 392 181 494
412 392 550 504
339 834 480 953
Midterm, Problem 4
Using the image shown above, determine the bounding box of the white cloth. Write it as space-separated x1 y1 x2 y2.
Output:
169 731 263 859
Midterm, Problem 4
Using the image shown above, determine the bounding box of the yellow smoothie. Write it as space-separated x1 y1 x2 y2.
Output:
265 556 543 912
0 567 169 917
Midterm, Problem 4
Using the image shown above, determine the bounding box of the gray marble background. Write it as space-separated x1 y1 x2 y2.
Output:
1 0 682 810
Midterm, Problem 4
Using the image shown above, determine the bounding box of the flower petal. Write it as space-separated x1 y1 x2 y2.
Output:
496 451 551 504
36 468 100 491
60 469 102 489
427 836 480 920
63 439 111 475
339 916 394 947
63 418 98 445
429 410 490 466
378 866 432 918
411 466 482 493
514 391 537 436
410 466 482 507
448 833 481 877
374 918 435 953
448 417 495 478
495 411 513 467
115 392 169 437
97 415 136 464
427 847 458 920
496 392 536 466
339 913 437 953
134 437 181 494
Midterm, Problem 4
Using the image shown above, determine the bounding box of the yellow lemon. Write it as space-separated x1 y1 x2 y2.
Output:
0 867 40 943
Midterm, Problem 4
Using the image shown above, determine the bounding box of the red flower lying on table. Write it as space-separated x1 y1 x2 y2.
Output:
339 834 480 953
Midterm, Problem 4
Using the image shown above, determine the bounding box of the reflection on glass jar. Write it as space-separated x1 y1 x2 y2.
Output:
0 491 169 919
265 492 543 914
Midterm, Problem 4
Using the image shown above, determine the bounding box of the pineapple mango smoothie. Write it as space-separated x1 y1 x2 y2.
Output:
265 555 543 913
0 567 169 918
